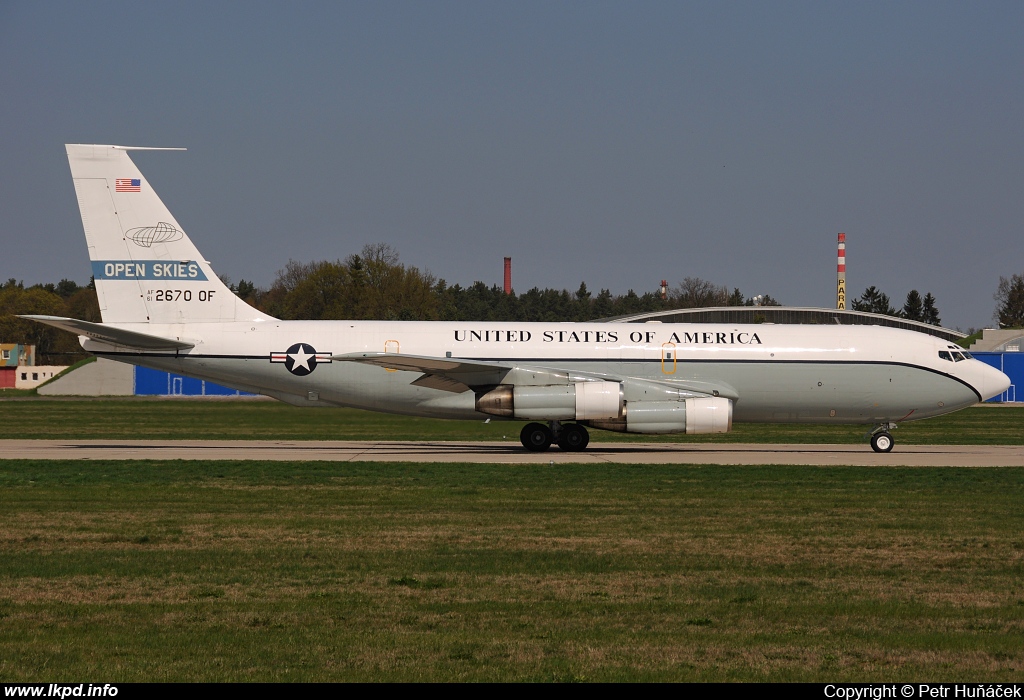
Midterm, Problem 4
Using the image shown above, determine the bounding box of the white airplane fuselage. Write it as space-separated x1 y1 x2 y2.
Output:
86 319 1000 424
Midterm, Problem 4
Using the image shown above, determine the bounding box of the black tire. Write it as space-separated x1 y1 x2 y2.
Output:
520 422 553 452
871 431 894 453
557 424 590 451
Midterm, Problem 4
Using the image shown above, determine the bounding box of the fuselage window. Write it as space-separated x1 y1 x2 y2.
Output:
938 351 952 361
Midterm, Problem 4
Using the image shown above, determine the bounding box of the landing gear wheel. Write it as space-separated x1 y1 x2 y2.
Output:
520 422 553 452
557 424 590 451
871 431 895 453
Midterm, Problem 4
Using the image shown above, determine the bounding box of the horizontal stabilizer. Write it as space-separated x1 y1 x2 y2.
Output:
20 315 194 350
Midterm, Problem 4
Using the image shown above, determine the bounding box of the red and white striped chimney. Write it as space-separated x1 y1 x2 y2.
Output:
836 233 846 310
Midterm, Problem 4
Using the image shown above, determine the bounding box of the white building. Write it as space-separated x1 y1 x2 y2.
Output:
15 366 69 390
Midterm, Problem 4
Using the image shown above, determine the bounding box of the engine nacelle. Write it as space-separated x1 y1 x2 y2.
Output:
685 396 733 433
475 382 623 421
587 396 733 434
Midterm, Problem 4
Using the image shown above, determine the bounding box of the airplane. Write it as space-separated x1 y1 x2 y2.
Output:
24 144 1011 453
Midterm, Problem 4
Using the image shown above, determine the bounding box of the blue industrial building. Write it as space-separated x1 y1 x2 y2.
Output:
134 366 255 396
972 352 1022 403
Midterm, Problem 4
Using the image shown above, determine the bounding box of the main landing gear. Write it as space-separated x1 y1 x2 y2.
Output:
520 421 590 452
868 423 897 453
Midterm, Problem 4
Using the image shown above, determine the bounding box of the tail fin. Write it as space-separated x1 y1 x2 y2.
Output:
66 144 273 324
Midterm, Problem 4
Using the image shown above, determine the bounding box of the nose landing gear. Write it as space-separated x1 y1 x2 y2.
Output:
868 423 897 453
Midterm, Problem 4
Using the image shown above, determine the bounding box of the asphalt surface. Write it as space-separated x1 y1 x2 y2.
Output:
2 440 1023 466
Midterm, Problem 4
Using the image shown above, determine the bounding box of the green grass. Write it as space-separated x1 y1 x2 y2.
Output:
956 330 985 349
0 398 1021 444
0 460 1022 681
0 387 38 397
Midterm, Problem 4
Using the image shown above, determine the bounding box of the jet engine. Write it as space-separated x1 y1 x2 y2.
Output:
586 396 733 434
474 377 732 434
475 381 623 421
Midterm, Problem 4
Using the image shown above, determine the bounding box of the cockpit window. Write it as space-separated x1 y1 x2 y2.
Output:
953 352 966 362
938 351 952 361
962 351 973 359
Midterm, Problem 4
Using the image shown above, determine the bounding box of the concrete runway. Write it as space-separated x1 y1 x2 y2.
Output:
2 439 1022 466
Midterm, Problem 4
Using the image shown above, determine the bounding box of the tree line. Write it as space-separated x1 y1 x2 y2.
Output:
235 244 781 323
0 278 100 364
850 286 941 325
846 275 1024 330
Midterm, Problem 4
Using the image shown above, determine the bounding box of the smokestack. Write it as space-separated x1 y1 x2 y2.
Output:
504 257 512 295
837 233 846 310
660 279 668 301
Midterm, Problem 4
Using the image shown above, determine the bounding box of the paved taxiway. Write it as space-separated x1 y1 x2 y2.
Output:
2 440 1022 466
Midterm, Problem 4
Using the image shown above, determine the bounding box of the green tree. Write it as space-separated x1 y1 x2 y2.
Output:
54 279 81 298
66 286 101 323
994 274 1024 328
612 289 642 316
922 293 940 326
358 243 438 320
674 277 728 308
285 261 352 320
592 288 614 319
261 245 438 321
852 286 897 316
0 283 87 363
235 279 257 302
574 282 592 321
902 290 924 321
433 280 460 321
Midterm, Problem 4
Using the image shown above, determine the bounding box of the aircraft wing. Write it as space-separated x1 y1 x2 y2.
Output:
634 376 739 401
333 352 512 374
333 352 513 392
333 351 738 400
19 315 195 351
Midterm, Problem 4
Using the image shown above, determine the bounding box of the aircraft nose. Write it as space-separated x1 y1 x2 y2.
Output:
977 362 1011 402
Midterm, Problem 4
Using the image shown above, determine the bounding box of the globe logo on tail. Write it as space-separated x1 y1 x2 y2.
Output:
126 222 183 248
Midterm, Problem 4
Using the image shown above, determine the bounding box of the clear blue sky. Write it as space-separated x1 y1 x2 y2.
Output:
2 1 1022 330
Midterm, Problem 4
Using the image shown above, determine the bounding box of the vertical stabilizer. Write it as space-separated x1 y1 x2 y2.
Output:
66 144 272 324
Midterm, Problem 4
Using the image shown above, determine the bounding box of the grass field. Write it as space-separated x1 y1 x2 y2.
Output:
1 398 1022 444
1 459 1023 681
1 400 1021 681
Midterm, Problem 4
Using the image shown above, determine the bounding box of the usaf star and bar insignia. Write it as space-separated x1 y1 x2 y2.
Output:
270 343 333 376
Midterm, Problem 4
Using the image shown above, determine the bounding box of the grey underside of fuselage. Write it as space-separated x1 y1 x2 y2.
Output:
99 353 979 425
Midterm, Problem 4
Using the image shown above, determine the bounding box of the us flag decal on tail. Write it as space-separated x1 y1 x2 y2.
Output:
115 178 141 192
